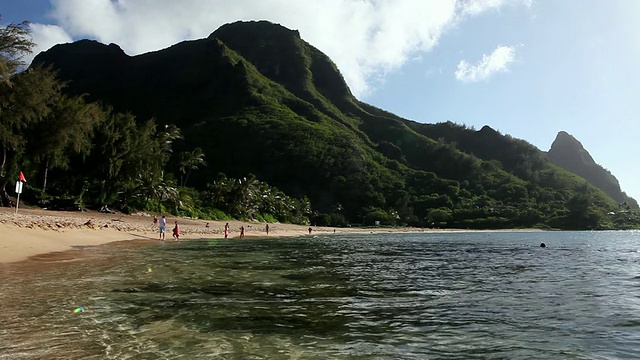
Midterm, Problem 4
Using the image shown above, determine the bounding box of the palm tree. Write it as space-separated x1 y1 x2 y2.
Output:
179 147 206 187
229 174 260 219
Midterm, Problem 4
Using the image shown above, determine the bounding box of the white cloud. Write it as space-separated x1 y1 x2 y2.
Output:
459 0 532 16
27 23 73 64
28 0 529 97
455 45 516 82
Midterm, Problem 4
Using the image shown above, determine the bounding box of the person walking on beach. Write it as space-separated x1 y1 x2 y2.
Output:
308 226 312 234
172 221 180 241
265 223 269 235
159 215 167 240
224 223 230 239
240 225 245 239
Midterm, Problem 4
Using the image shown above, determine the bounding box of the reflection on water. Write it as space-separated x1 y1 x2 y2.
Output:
2 231 640 359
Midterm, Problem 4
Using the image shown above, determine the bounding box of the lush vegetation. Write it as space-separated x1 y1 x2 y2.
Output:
2 18 639 230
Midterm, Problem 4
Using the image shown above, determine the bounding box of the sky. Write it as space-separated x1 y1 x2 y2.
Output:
2 0 639 201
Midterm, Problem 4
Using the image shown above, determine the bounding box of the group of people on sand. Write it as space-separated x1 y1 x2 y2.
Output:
223 222 273 239
223 223 244 238
223 222 247 239
154 215 180 241
152 217 315 241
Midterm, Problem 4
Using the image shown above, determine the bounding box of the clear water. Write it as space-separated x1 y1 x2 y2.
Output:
2 231 640 359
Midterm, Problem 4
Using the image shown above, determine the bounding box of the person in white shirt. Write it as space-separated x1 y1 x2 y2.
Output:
159 215 167 240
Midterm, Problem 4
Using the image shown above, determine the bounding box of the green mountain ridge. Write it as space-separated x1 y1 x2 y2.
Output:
30 20 636 229
547 131 637 208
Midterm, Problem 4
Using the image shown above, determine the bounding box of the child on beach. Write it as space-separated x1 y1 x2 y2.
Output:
172 221 180 241
224 223 230 238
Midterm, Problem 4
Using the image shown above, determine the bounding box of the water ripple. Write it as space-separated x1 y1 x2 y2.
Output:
2 231 640 358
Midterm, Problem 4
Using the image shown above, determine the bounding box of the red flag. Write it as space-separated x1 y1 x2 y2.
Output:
19 171 26 182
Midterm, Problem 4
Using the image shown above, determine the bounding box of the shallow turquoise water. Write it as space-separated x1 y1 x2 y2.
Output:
2 231 640 359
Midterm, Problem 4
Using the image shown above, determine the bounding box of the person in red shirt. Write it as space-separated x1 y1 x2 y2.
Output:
172 221 180 241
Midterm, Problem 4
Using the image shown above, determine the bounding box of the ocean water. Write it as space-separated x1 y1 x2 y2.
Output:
2 231 640 359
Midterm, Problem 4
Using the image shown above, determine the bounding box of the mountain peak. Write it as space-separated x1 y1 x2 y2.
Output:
549 130 594 165
40 39 127 61
209 20 353 104
553 130 583 147
548 131 637 207
208 20 301 41
478 125 498 134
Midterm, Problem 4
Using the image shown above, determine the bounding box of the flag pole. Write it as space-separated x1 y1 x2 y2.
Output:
15 178 24 215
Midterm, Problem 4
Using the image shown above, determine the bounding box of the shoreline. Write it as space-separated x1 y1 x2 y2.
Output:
1 207 542 264
0 207 329 264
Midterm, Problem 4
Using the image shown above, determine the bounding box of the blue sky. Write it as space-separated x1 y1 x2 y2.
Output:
2 0 639 201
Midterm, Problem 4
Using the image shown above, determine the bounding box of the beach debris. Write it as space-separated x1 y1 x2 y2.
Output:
73 307 85 313
147 267 153 273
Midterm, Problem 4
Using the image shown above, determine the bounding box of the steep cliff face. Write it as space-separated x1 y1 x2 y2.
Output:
210 21 353 107
547 131 638 208
548 131 596 168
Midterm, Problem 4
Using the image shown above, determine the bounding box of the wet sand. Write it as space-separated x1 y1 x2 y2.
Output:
0 207 394 263
1 206 541 264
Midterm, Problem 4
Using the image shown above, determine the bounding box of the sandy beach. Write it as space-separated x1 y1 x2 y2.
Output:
1 206 541 264
0 206 402 264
